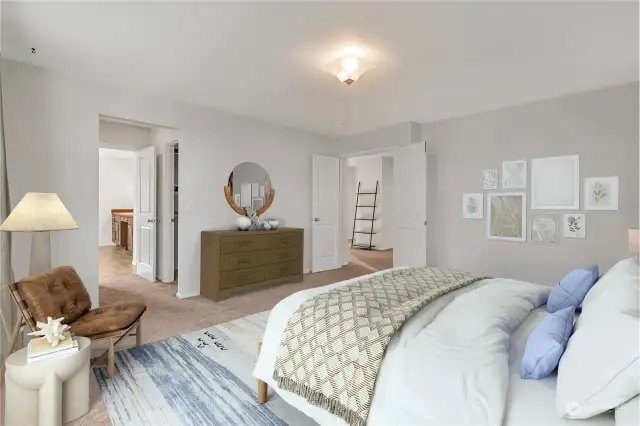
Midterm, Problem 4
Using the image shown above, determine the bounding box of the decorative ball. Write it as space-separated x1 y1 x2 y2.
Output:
262 221 272 231
267 219 280 229
235 216 252 231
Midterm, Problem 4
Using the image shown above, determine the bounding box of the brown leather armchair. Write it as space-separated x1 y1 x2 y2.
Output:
7 266 146 377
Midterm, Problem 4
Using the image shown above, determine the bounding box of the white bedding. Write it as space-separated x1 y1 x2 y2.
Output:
254 269 615 426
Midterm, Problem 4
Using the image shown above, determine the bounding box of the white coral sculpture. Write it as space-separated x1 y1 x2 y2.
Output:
28 316 71 347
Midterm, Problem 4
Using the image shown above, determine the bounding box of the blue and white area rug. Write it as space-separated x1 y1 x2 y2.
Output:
95 312 315 426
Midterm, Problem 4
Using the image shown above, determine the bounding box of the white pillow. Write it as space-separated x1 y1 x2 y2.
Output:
615 396 639 426
556 257 639 419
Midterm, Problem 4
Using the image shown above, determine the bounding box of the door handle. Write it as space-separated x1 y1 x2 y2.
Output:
314 218 320 222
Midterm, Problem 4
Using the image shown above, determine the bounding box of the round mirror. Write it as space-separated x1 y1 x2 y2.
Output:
224 162 275 215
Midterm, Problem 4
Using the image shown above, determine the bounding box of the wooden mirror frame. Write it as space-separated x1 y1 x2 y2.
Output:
224 186 275 216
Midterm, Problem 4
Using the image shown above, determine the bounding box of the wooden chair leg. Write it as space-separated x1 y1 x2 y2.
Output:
107 337 116 377
257 341 268 404
135 321 142 347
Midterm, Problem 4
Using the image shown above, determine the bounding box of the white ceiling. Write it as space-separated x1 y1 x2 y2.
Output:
3 1 638 137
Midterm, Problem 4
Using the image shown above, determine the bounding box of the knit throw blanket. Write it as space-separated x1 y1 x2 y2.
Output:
273 266 486 426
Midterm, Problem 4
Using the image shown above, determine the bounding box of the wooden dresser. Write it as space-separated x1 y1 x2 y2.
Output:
201 228 303 301
112 209 133 251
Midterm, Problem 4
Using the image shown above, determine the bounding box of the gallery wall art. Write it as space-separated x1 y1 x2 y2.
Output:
502 160 527 189
584 176 619 210
487 193 527 242
563 213 586 238
482 169 498 190
462 193 484 219
531 214 559 244
531 155 579 210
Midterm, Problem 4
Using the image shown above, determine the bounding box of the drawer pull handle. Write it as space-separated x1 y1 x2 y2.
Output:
280 252 290 258
280 238 286 243
238 259 249 264
238 241 253 247
280 268 286 273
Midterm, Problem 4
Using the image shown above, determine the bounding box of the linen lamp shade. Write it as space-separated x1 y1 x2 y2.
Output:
0 193 78 232
0 193 78 275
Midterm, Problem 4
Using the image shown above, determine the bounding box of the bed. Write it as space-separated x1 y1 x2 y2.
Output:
253 267 618 426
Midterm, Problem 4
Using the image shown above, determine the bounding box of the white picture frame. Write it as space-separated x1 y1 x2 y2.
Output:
251 182 259 198
563 213 586 239
584 176 619 210
531 155 579 210
487 192 527 242
502 160 527 189
462 193 484 219
531 214 559 244
252 198 264 210
240 183 252 207
482 169 498 190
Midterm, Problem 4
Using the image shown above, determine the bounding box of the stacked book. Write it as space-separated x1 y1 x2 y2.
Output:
27 332 79 364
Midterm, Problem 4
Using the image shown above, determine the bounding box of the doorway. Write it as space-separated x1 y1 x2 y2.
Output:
343 153 394 272
98 116 178 290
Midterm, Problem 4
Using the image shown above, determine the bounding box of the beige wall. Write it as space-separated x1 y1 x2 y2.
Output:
421 83 638 284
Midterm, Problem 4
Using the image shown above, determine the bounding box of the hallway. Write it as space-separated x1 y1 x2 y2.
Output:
349 248 393 272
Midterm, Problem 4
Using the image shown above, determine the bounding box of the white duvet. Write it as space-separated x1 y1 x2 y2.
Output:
253 269 614 426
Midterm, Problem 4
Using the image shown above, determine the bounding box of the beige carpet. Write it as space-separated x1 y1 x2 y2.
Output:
71 246 391 425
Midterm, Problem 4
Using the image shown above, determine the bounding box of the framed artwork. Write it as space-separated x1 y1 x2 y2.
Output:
252 198 264 210
531 155 579 210
502 160 527 189
531 214 559 244
233 194 241 206
483 169 498 190
240 183 252 207
487 193 527 242
462 193 484 219
563 213 586 238
251 182 259 197
584 176 619 210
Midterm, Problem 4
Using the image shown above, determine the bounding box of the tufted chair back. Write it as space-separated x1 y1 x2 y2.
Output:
16 266 92 324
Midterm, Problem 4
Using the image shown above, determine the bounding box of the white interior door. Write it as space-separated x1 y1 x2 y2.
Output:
135 145 157 281
158 142 175 283
392 142 427 267
312 155 340 272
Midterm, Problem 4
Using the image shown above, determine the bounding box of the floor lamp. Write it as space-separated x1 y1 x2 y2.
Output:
0 192 78 275
0 192 78 358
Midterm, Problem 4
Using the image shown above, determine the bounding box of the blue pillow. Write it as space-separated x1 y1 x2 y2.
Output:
521 306 575 380
547 265 599 313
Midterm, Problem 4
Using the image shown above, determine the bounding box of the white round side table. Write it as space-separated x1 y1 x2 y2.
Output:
4 336 91 426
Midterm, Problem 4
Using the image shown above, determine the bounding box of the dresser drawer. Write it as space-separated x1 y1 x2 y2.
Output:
266 261 302 280
221 235 267 254
220 266 265 289
267 232 302 249
221 251 265 271
266 247 301 264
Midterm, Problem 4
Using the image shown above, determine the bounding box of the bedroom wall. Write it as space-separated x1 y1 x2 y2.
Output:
1 59 331 303
333 83 639 285
421 83 638 284
98 148 136 246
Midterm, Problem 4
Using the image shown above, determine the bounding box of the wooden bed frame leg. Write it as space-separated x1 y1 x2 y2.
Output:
257 341 268 404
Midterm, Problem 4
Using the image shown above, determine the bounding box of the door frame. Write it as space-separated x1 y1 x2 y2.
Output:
159 140 179 283
336 146 400 267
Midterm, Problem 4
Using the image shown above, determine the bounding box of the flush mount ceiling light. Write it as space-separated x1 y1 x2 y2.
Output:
325 46 375 86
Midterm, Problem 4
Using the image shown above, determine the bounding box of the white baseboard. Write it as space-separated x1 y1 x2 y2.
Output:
176 291 199 299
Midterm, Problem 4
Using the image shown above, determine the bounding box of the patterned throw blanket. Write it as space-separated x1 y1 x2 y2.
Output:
273 266 486 426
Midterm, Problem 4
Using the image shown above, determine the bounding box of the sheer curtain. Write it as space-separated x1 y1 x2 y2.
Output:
0 41 14 365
